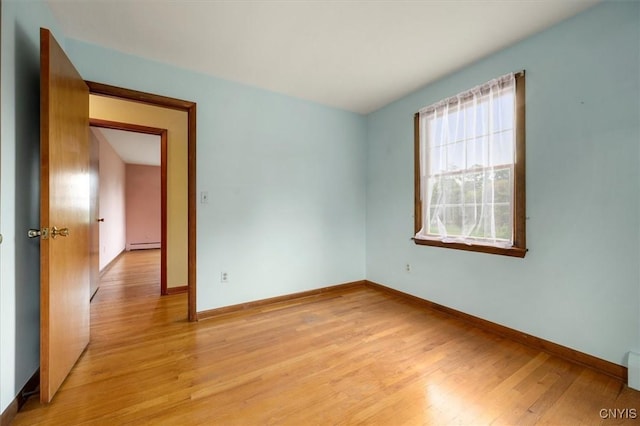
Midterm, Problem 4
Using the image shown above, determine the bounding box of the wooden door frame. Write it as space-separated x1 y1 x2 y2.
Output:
90 119 170 296
86 82 197 322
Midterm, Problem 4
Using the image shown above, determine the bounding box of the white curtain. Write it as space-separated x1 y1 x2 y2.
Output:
415 73 516 247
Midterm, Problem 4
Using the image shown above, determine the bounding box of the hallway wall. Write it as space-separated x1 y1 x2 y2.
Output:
126 164 161 250
93 128 126 270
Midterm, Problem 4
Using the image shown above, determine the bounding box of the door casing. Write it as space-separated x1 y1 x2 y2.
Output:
90 119 169 295
86 82 197 321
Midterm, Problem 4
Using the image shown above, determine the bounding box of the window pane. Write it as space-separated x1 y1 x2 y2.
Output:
494 203 513 240
442 176 460 204
429 145 445 174
490 130 514 166
446 109 464 142
441 205 462 236
446 141 465 171
429 117 444 147
462 170 482 204
493 93 514 132
466 100 488 138
493 168 512 204
466 136 488 169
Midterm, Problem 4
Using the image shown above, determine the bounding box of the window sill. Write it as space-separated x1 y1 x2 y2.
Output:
413 237 527 258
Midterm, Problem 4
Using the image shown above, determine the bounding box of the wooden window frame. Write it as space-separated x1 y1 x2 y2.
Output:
413 72 527 258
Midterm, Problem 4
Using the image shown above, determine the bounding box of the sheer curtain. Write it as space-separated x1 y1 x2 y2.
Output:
415 73 516 247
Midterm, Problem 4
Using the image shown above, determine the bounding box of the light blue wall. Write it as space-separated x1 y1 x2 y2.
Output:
366 1 640 366
0 0 64 413
65 40 368 311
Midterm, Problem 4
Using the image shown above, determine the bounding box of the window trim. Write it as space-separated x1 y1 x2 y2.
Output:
413 72 527 258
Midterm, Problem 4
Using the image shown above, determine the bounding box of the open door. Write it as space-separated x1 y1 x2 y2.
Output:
40 28 90 403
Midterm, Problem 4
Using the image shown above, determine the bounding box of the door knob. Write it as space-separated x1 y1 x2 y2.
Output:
51 226 69 239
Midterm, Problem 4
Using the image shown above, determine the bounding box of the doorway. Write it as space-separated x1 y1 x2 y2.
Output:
86 82 197 321
90 121 169 295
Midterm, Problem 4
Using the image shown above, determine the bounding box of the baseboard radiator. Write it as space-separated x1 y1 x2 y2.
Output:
127 242 161 251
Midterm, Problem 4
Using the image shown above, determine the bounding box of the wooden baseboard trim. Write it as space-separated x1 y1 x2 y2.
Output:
0 400 17 426
365 280 627 383
194 278 625 382
165 285 188 295
0 369 39 426
197 280 366 321
99 249 125 278
0 398 17 426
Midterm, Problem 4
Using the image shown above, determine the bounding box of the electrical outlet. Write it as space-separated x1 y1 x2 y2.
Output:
200 191 209 204
405 263 411 273
220 272 229 283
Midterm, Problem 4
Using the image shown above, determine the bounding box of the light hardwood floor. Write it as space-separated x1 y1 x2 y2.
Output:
14 250 640 425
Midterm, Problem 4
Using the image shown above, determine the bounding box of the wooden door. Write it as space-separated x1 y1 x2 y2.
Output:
40 28 90 403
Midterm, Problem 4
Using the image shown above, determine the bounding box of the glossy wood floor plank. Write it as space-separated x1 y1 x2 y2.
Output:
13 249 640 425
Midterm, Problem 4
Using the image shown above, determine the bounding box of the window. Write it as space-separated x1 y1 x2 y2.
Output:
414 72 526 257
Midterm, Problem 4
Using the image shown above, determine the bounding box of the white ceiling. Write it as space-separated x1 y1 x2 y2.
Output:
48 0 600 114
91 127 161 166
